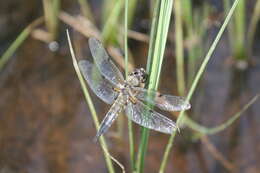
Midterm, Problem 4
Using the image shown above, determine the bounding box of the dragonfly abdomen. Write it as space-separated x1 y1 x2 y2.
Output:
94 97 125 141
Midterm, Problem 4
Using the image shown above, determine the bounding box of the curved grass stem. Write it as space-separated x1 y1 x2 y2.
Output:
67 30 115 173
184 94 259 135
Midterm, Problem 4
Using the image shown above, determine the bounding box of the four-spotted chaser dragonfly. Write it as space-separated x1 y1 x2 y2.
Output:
79 38 191 140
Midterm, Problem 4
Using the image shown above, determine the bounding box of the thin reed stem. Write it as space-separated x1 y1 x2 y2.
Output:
66 30 115 173
102 0 124 43
248 0 260 55
42 0 60 40
128 0 138 26
124 0 129 78
136 0 173 172
174 0 186 95
233 0 246 60
159 0 241 172
0 17 43 70
124 0 136 171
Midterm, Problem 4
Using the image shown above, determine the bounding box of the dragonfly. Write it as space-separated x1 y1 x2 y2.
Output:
79 37 191 141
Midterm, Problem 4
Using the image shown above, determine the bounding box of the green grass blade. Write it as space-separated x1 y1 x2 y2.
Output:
124 0 136 171
0 17 43 70
248 0 260 55
174 0 186 95
233 0 246 59
223 0 235 50
42 0 60 40
136 0 173 172
135 0 162 169
185 95 259 135
124 0 129 78
146 0 160 72
66 30 115 173
178 0 241 124
127 0 138 26
102 0 124 43
159 0 241 172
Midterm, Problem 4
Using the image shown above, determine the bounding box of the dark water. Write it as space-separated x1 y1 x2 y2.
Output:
0 1 260 173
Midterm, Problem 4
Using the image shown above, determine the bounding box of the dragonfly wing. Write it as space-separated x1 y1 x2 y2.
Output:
89 37 124 86
79 60 118 104
125 100 177 134
94 97 125 141
133 87 191 111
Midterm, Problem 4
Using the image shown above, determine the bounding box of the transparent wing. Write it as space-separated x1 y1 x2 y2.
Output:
125 100 177 134
89 37 124 86
133 87 191 111
78 60 118 104
94 97 124 141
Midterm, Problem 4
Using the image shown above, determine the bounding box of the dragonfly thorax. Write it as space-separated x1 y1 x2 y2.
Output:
127 68 147 87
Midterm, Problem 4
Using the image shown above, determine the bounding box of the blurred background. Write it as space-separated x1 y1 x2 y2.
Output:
0 0 259 173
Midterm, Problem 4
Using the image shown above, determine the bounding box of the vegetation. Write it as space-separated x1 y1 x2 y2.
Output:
1 0 259 172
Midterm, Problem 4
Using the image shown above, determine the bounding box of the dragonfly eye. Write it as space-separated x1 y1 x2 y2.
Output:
129 68 148 84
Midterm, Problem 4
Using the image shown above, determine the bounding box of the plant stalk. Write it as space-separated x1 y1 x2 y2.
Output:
159 0 241 172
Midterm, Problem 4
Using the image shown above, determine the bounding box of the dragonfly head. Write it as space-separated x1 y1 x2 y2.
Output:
128 68 147 86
